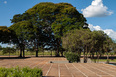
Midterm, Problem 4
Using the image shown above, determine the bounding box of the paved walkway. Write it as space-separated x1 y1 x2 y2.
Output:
0 57 116 77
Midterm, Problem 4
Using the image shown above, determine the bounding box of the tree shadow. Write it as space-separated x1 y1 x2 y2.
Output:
42 76 55 77
109 63 116 65
0 56 31 60
92 56 116 59
37 55 65 58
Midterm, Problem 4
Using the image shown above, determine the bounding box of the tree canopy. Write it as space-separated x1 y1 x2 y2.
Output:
9 2 87 57
62 29 114 63
0 26 17 44
0 2 115 61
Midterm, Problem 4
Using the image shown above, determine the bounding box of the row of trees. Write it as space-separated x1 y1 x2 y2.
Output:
0 46 16 57
62 29 116 63
0 2 86 57
0 2 115 63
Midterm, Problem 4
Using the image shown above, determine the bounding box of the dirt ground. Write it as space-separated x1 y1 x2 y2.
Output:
0 56 116 77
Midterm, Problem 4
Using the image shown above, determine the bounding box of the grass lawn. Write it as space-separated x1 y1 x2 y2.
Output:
91 59 116 63
0 50 56 56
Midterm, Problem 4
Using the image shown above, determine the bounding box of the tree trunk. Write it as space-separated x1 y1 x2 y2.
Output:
36 44 38 57
36 49 38 57
77 49 81 57
56 48 60 57
84 51 87 63
23 48 25 57
35 39 39 57
90 54 91 58
84 46 87 63
106 52 109 64
95 52 97 63
92 52 95 63
43 51 44 57
92 52 94 59
9 52 10 57
97 52 100 63
61 51 63 57
20 48 22 57
56 38 61 57
51 51 52 57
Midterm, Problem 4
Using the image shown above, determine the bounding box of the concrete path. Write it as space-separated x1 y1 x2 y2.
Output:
0 57 116 77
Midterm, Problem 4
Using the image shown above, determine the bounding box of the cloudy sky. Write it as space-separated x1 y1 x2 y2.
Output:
0 0 116 42
81 0 116 40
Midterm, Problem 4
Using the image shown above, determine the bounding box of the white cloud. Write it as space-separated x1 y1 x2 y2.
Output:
4 1 7 4
88 24 116 39
81 0 113 17
89 24 102 31
104 29 116 39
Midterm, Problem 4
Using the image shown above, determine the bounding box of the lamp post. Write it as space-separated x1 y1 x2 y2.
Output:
83 23 88 29
83 23 88 63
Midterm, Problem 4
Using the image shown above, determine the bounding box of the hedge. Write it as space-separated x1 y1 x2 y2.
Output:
0 67 42 77
65 52 80 63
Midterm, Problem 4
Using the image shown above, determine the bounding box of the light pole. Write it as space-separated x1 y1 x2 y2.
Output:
83 23 88 29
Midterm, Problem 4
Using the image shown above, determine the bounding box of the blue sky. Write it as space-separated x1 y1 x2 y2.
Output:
0 0 116 47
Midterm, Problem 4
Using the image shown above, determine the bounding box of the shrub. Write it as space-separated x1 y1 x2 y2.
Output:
0 67 42 77
65 52 80 63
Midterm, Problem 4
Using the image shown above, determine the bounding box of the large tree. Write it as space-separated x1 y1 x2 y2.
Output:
9 21 34 57
10 13 48 57
26 2 87 56
10 2 87 57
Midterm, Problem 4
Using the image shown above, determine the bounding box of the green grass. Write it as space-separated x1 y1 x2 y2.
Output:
0 50 116 58
0 50 56 56
0 67 42 77
80 52 116 56
91 59 116 63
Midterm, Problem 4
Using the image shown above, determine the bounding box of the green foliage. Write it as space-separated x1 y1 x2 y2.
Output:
0 45 2 50
62 29 113 54
62 29 91 52
62 29 114 63
65 52 80 63
9 20 38 57
10 13 31 23
0 26 12 43
112 43 116 53
9 2 87 57
0 67 42 77
2 47 16 55
0 26 18 47
26 2 87 56
9 21 33 41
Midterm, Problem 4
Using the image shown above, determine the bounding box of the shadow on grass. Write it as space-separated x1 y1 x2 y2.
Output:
42 76 56 77
90 56 116 60
36 55 65 58
0 56 31 60
109 63 116 65
0 55 65 60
